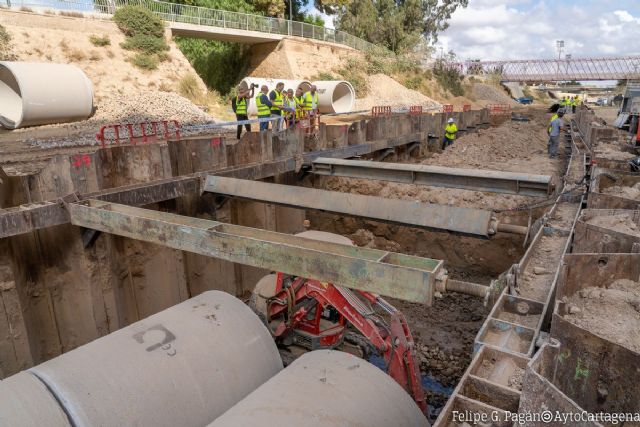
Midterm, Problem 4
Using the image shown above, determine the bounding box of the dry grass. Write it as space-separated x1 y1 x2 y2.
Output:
59 38 69 51
106 49 115 58
66 48 86 62
88 50 101 61
59 11 84 18
89 34 110 47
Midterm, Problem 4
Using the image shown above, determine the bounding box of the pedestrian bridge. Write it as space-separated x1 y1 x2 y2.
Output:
452 56 640 82
6 0 377 49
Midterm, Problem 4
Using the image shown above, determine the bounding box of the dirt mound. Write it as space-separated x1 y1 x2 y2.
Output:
602 183 640 200
355 74 441 111
472 83 517 106
422 112 558 177
586 214 640 236
564 279 640 353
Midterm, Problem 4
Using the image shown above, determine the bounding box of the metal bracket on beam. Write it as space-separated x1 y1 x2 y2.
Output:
68 200 444 305
204 176 496 237
312 157 553 197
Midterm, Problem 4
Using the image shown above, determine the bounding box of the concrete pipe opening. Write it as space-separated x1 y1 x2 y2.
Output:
313 80 355 114
13 291 282 427
0 61 94 129
209 350 428 427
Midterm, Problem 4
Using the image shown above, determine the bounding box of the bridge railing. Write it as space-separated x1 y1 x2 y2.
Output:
2 0 380 53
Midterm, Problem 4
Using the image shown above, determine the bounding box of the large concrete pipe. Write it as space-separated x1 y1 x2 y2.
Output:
209 350 429 427
0 61 94 129
23 291 282 427
312 80 356 114
0 372 71 427
239 77 312 116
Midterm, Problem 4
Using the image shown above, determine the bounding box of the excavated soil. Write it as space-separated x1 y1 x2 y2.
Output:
602 183 640 200
563 279 640 353
586 214 640 237
475 358 524 391
514 235 567 302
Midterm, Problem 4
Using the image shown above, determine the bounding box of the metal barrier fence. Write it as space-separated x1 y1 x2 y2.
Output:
2 0 381 53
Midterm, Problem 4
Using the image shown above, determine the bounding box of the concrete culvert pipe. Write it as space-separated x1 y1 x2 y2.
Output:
239 77 312 116
0 372 71 427
209 350 429 427
22 291 282 427
312 80 356 114
0 61 94 129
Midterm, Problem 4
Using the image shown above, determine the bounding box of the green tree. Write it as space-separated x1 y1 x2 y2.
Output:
326 0 468 53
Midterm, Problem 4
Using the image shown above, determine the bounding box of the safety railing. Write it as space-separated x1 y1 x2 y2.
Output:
3 0 381 53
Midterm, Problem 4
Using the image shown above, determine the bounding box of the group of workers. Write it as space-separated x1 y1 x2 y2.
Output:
559 96 581 114
232 82 319 139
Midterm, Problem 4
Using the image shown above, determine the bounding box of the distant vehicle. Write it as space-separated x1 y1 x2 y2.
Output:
595 98 607 106
516 96 533 104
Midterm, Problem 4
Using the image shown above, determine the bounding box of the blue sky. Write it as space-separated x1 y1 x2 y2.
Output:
439 0 640 60
307 0 640 60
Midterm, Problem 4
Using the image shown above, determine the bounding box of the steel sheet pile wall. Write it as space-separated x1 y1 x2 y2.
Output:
0 108 487 377
435 109 586 426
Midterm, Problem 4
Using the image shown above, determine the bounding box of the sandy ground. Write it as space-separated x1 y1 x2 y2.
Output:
564 279 640 353
586 214 640 236
602 183 640 200
355 74 441 111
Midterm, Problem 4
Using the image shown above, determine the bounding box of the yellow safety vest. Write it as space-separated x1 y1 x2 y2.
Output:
256 94 270 116
270 90 283 113
549 113 558 132
235 97 247 115
295 95 305 118
445 123 458 140
303 91 319 111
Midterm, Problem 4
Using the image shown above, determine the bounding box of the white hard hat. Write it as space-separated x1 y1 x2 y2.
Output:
447 118 454 123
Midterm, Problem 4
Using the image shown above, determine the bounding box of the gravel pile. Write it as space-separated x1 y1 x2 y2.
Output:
472 83 518 106
17 91 215 148
93 91 213 124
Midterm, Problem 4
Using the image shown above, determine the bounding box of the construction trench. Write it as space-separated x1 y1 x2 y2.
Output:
0 104 639 426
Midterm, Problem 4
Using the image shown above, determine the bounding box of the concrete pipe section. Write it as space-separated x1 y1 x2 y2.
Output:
0 61 94 129
312 80 356 114
209 350 429 427
239 77 311 116
0 372 71 427
5 291 282 427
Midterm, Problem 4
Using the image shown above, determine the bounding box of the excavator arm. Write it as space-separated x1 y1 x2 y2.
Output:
265 273 427 414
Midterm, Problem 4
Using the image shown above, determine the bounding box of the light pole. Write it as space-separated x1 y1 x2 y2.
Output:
556 40 564 84
565 54 572 83
288 0 293 36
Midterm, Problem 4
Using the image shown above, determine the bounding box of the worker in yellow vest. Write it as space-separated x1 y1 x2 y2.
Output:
548 111 559 134
232 83 255 139
442 118 458 149
284 88 298 128
256 85 274 132
269 82 285 132
571 96 577 114
295 87 305 120
303 85 320 134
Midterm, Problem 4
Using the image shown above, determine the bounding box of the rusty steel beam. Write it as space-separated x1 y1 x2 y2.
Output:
312 158 553 197
0 159 294 239
68 200 443 304
204 176 497 237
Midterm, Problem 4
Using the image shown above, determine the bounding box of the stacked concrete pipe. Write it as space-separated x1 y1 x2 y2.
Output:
238 77 355 115
312 80 356 114
0 291 282 426
0 61 94 129
209 350 429 427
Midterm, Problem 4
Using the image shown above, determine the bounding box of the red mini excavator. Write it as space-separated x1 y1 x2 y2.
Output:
250 230 427 414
